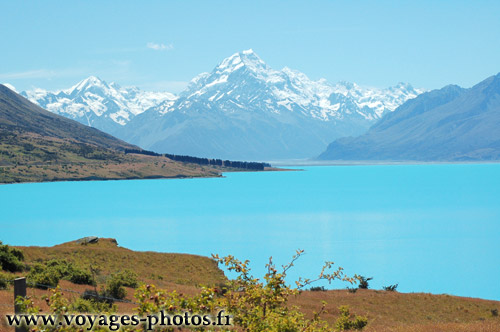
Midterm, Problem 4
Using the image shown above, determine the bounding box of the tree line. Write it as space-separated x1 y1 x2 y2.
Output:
124 149 271 171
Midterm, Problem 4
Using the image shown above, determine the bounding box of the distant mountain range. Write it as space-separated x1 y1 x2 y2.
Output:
20 50 423 160
21 77 176 134
318 73 500 161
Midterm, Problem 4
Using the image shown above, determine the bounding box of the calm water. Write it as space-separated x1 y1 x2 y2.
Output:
1 164 499 300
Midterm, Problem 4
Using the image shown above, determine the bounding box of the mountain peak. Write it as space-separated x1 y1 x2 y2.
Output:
241 48 255 55
336 81 359 90
68 76 107 93
80 75 104 85
215 49 267 74
395 82 411 89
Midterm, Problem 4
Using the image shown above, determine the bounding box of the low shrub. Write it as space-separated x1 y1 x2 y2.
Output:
357 276 373 289
112 269 138 288
69 297 115 313
67 268 94 285
0 271 11 289
347 287 358 293
334 305 368 331
27 263 60 289
383 283 398 292
310 286 326 291
27 259 94 289
100 269 139 300
0 241 24 272
103 276 127 300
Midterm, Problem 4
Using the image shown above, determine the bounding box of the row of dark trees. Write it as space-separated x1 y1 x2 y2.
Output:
124 149 271 171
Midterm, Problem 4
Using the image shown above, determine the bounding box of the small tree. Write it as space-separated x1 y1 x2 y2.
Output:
357 276 373 289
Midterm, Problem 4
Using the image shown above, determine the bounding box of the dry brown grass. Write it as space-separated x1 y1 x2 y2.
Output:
15 238 226 287
0 238 225 331
291 289 500 331
1 240 499 331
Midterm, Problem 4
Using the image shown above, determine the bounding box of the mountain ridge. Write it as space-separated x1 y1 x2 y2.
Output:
20 76 176 133
318 73 500 161
17 50 423 160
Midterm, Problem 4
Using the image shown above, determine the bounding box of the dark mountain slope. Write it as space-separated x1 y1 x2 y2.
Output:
0 85 220 183
0 84 135 151
318 73 500 161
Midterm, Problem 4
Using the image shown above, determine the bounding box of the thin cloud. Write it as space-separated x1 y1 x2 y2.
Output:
0 69 58 80
147 42 174 51
0 68 88 81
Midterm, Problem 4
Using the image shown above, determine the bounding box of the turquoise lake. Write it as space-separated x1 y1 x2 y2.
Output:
1 164 499 300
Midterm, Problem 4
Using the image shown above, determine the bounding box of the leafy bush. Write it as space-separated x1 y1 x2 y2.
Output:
27 263 60 289
69 297 116 313
113 269 139 288
134 250 361 332
357 276 373 289
27 259 94 289
67 268 95 285
9 247 24 261
334 305 368 331
347 287 358 293
103 276 127 300
310 286 326 291
46 259 95 285
0 271 11 289
102 269 139 300
0 241 24 272
383 283 398 291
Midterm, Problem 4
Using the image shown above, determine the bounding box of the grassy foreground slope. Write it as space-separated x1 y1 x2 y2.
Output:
0 84 221 183
291 289 500 332
0 238 499 331
17 238 226 287
0 238 227 331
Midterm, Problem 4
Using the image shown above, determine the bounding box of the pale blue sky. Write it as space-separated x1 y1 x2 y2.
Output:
1 0 499 92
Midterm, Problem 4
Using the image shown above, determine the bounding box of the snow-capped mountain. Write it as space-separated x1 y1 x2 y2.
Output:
155 50 421 121
22 50 423 160
117 49 423 160
21 76 176 134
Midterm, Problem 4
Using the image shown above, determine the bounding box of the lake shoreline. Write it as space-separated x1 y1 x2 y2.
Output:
0 165 290 186
270 159 500 167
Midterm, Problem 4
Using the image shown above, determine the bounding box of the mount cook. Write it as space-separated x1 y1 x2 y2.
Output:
21 50 423 160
